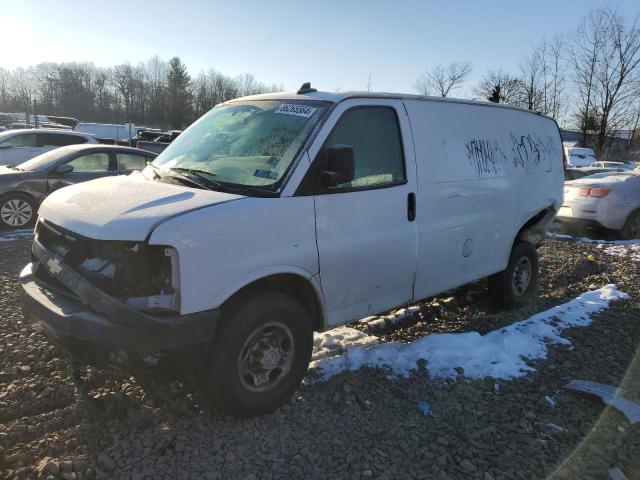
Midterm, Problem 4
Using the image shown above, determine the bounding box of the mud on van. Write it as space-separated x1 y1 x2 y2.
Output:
20 85 564 417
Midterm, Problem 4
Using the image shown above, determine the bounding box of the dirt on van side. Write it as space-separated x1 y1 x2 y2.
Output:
0 235 639 480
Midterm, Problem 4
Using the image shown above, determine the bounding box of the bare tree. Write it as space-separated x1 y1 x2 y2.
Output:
539 36 568 121
571 9 609 146
592 9 640 157
415 61 472 97
519 50 544 110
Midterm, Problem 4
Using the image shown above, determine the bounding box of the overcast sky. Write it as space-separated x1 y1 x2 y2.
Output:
3 0 639 96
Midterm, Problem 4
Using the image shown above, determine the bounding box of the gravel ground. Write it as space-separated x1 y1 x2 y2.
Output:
1 233 639 480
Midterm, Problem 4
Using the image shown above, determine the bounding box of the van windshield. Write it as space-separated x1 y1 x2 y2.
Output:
152 100 329 192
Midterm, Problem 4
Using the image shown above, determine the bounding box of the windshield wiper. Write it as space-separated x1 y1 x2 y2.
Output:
169 167 226 191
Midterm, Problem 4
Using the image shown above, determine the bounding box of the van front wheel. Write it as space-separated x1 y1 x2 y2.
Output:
488 241 539 308
205 292 313 418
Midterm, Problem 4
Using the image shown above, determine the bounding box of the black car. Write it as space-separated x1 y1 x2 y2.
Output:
0 144 156 229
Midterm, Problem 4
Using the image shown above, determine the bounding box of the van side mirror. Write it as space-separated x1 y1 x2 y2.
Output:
320 144 355 188
53 164 74 175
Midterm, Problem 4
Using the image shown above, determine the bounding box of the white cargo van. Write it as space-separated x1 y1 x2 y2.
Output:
20 86 564 417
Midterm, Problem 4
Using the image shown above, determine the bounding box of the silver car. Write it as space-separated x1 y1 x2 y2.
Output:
0 129 97 166
557 170 640 238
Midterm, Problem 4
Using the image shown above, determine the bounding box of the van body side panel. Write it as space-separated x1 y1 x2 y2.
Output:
148 196 319 315
404 100 563 300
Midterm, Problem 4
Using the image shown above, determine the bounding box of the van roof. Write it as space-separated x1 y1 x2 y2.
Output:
228 89 554 118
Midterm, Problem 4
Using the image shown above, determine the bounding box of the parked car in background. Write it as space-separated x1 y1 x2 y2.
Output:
0 145 155 229
45 116 80 129
19 89 564 417
557 171 640 239
0 129 97 166
590 161 635 171
74 123 148 143
135 129 182 153
563 146 596 167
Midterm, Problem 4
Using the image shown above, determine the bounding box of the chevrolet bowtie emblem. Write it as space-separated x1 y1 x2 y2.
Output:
46 258 62 275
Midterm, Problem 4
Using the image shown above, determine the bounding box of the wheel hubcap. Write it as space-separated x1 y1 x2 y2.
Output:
238 322 294 392
0 199 32 227
511 257 532 296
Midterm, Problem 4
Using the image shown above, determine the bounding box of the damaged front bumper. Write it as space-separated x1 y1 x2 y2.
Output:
19 237 219 373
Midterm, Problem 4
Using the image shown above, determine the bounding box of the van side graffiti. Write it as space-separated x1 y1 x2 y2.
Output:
510 133 556 172
465 139 507 177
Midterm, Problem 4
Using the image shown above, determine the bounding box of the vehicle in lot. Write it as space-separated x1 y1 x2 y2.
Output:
0 145 155 229
0 129 97 166
135 130 182 154
590 160 635 170
20 88 564 417
563 146 596 167
74 122 147 143
557 171 640 239
565 166 627 180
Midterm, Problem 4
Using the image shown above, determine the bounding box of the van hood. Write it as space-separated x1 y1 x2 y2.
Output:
38 173 245 240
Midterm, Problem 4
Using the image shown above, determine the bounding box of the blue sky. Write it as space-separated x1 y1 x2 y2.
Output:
3 1 638 95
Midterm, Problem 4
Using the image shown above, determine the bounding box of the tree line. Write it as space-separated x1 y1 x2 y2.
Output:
414 6 640 158
0 55 281 130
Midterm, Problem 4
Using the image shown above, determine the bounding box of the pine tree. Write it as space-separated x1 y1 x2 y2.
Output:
166 57 191 129
488 85 501 103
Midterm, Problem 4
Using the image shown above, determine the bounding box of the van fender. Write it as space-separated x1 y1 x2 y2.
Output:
510 203 558 255
209 265 326 325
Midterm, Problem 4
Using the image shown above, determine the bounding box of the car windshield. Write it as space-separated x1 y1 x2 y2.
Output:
152 100 329 191
15 146 77 171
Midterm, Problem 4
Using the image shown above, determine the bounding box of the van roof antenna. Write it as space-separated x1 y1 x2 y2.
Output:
297 82 317 94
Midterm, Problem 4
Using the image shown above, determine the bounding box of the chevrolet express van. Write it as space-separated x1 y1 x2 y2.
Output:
20 86 564 417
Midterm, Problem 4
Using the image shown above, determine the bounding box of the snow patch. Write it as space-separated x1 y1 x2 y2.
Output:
596 243 640 262
545 395 557 407
546 423 567 432
311 285 629 381
0 229 34 242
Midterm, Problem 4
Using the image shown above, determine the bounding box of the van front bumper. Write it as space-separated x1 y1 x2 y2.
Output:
19 261 219 373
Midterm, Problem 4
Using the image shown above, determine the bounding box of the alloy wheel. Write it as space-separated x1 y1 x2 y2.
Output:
0 198 33 227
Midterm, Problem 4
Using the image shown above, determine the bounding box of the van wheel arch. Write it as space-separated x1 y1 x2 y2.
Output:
513 206 556 249
220 273 324 332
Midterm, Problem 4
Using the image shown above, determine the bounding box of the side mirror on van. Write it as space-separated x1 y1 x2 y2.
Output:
53 164 74 175
320 144 355 188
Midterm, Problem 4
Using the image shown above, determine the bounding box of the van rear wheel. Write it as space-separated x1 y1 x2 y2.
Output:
204 292 313 418
488 241 539 308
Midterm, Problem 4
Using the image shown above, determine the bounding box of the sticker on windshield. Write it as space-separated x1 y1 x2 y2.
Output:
254 169 278 180
275 103 317 118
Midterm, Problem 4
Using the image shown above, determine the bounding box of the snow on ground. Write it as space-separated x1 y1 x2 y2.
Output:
311 285 629 381
0 229 34 242
546 232 640 262
596 243 640 262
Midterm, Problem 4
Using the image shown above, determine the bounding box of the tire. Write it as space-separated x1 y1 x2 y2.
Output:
0 193 36 230
204 292 313 418
620 210 640 240
488 241 539 309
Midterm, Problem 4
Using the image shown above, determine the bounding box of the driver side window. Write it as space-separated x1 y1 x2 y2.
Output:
321 107 405 189
66 153 110 172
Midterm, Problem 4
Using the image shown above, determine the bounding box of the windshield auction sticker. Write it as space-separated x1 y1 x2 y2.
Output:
275 103 317 118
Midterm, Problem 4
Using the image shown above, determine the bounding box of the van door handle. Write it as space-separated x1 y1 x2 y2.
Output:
407 192 416 222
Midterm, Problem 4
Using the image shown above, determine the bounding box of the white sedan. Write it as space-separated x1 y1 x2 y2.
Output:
557 171 640 239
0 129 97 166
